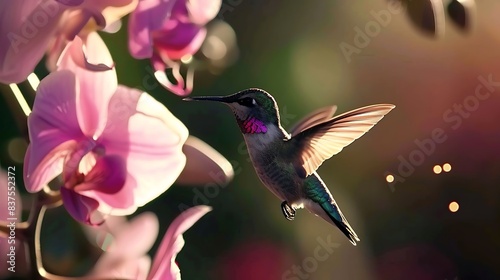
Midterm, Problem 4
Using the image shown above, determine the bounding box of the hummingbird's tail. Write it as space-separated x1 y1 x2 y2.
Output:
305 199 360 246
303 174 361 245
320 201 360 246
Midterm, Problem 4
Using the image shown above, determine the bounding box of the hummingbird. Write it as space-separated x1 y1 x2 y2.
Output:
184 89 395 245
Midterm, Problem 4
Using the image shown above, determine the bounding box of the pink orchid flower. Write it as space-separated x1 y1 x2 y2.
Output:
128 0 221 96
24 32 189 224
0 0 137 84
88 206 212 280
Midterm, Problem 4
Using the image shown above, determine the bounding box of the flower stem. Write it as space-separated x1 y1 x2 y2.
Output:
26 202 44 280
23 192 128 280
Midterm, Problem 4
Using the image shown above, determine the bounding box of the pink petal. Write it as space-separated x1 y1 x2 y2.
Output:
25 70 86 192
24 142 78 193
75 155 126 194
57 32 117 138
80 173 135 215
98 86 188 210
0 1 65 83
46 34 68 72
61 187 101 225
68 151 134 220
62 139 98 185
102 20 123 33
90 212 158 279
93 256 151 280
128 0 176 59
105 212 158 256
186 0 221 25
148 206 212 280
176 136 234 186
82 215 127 250
151 54 194 96
85 0 138 29
154 25 207 60
60 9 94 41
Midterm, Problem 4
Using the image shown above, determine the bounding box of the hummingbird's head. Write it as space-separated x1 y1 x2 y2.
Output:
184 88 281 134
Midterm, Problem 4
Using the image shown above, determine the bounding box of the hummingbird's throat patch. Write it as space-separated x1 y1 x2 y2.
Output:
237 116 268 134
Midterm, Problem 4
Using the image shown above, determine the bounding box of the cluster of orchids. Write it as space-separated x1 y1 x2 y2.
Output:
0 0 235 279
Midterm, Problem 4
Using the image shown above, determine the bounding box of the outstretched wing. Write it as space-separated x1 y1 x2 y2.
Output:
284 104 395 178
288 106 337 137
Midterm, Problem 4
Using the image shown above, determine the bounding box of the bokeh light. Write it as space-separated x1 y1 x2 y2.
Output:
386 174 394 183
443 163 452 172
449 201 460 212
433 165 443 174
181 54 193 64
7 137 28 163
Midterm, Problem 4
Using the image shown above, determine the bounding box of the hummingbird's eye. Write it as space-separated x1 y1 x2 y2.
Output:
238 98 257 107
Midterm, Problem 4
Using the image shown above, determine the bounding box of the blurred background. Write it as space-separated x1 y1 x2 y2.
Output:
1 0 500 279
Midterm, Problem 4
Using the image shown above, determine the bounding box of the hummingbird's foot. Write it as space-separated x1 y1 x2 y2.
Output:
281 201 296 221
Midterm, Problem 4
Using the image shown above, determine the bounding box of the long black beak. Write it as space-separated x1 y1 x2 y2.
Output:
183 95 235 103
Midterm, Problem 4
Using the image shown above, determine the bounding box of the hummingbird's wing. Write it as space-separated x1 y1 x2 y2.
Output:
289 106 337 137
285 104 395 178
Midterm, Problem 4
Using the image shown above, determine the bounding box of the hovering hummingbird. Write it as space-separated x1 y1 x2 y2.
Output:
184 89 395 245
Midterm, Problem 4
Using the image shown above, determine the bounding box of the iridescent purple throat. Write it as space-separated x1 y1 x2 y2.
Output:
237 116 268 134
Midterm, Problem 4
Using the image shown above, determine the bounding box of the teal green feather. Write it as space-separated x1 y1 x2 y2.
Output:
304 175 360 245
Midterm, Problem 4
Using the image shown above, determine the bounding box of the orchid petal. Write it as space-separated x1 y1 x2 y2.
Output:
148 206 212 280
24 141 79 193
90 212 157 280
107 212 159 256
187 0 222 25
176 136 234 186
94 256 151 280
24 70 86 192
60 9 94 41
75 155 126 194
102 20 122 33
87 0 138 29
73 152 134 219
152 55 194 96
82 214 127 249
46 34 68 72
61 187 100 225
98 86 188 211
128 10 153 59
128 0 176 59
80 174 135 215
62 139 96 182
57 32 117 138
0 1 65 83
154 25 207 60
